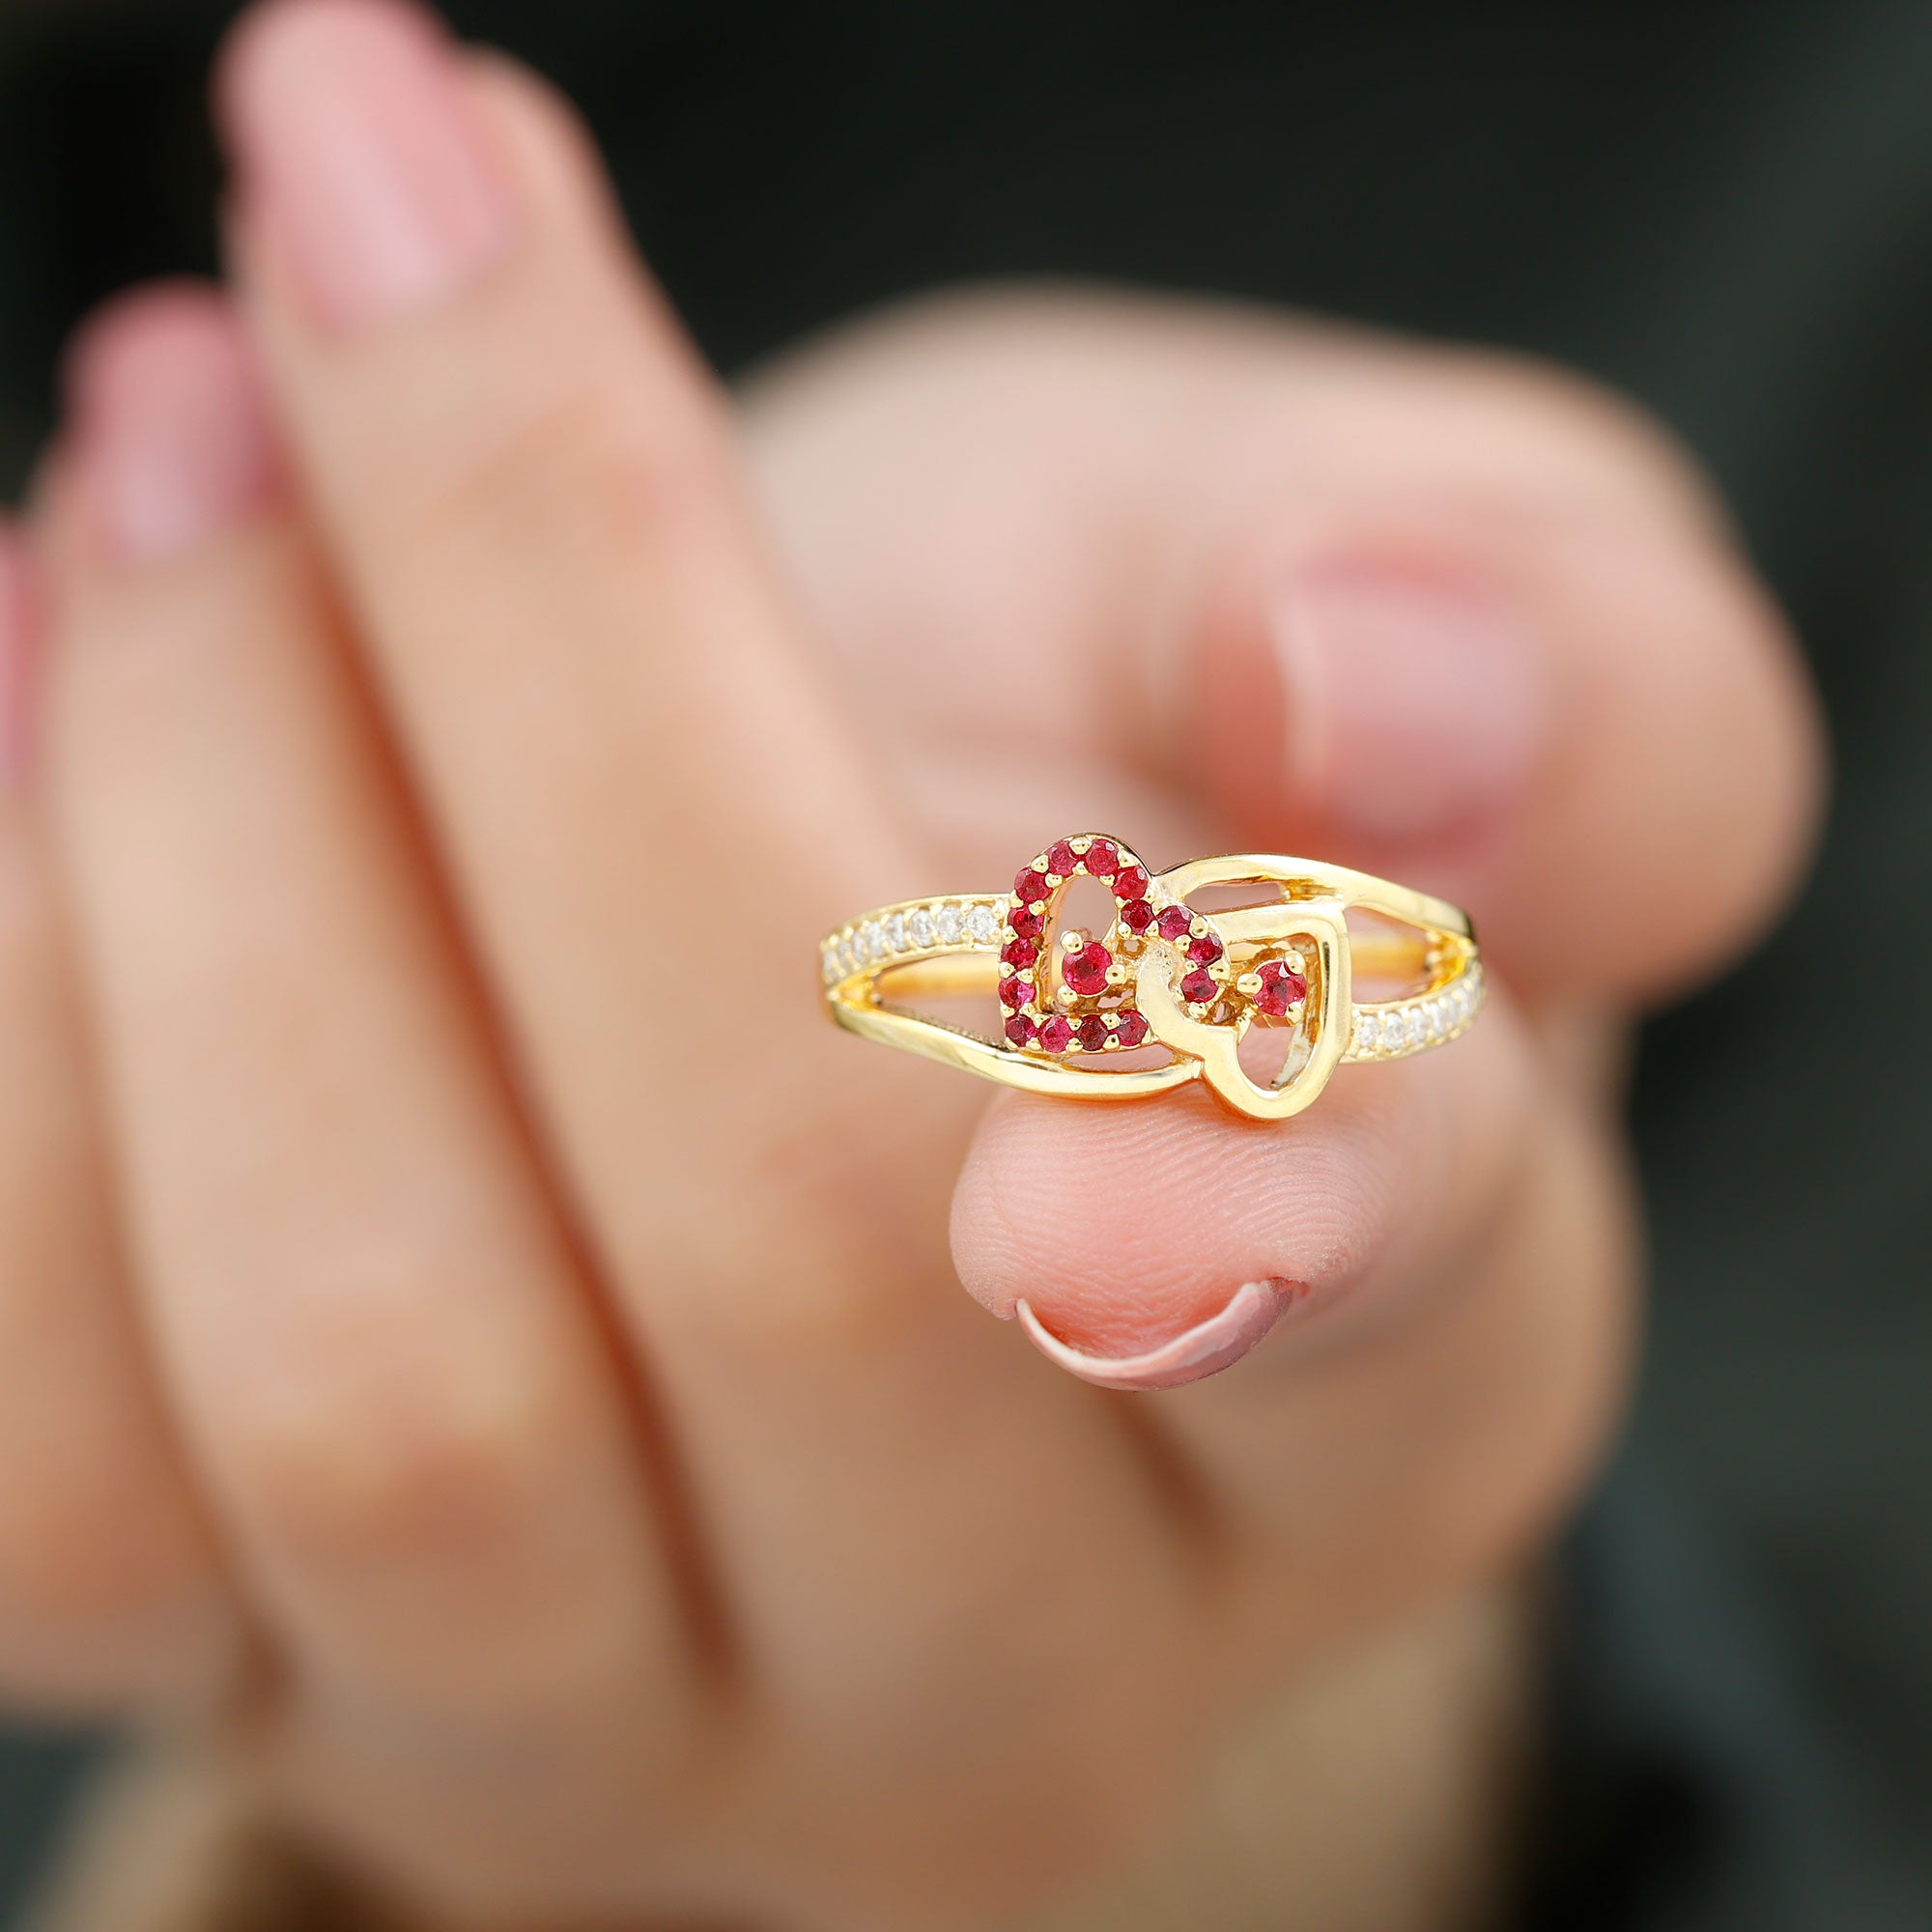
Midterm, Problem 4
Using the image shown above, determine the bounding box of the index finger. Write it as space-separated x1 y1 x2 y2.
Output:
745 298 1829 1007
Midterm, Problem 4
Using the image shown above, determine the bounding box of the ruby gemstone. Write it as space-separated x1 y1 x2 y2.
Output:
1009 904 1044 940
1113 864 1151 900
1113 1009 1150 1048
1187 932 1224 965
1155 906 1194 943
1077 1014 1110 1052
1063 941 1113 997
1039 1014 1075 1053
1085 838 1120 877
1121 897 1156 933
1014 867 1049 905
1005 1013 1036 1047
1179 968 1219 1005
1254 960 1309 1017
997 974 1030 1010
1002 936 1038 970
1047 838 1081 877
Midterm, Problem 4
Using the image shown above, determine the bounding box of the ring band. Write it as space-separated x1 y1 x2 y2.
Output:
821 834 1484 1122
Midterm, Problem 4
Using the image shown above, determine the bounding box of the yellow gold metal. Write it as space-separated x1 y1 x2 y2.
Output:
819 848 1483 1122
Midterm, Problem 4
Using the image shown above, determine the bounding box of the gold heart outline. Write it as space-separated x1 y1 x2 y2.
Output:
828 850 1474 1120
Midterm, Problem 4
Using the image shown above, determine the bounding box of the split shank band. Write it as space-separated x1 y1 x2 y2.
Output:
821 834 1483 1122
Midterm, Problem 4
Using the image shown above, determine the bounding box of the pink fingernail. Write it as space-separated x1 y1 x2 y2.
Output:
1014 1279 1301 1392
0 529 38 782
67 289 282 564
1271 564 1550 843
218 0 517 330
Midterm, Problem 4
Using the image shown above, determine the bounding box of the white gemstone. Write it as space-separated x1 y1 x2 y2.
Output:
908 907 936 949
1355 1011 1380 1053
884 911 906 952
857 921 881 961
1429 1001 1447 1038
821 941 841 983
967 903 999 945
936 903 965 945
839 934 861 976
1407 1009 1429 1048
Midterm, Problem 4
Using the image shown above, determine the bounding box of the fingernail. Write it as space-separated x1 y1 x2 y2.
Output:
67 291 282 564
1271 565 1550 843
0 529 38 782
218 0 517 330
1014 1279 1300 1392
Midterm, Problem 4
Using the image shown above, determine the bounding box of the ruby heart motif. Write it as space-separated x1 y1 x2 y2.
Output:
997 834 1308 1059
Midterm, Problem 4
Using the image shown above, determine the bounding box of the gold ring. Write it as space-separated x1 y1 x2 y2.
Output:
821 834 1484 1122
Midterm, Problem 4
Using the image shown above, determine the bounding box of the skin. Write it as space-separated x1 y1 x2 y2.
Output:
0 3 1824 1927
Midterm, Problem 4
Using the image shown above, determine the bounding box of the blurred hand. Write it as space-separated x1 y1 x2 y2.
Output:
0 2 1823 1927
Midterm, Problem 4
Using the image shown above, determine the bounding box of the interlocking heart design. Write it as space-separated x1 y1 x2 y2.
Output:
998 835 1324 1109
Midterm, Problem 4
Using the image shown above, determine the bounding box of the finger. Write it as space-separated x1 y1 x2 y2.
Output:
0 527 236 1713
745 295 1827 1005
953 994 1636 1644
214 0 1187 1704
43 287 686 1728
218 0 943 1184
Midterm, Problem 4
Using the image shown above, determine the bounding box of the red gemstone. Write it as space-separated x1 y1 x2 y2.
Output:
1113 1009 1150 1048
1254 960 1308 1017
1121 897 1156 933
1180 968 1218 1005
1009 904 1044 940
1077 1014 1110 1052
1047 838 1081 878
1085 838 1120 877
1039 1014 1075 1054
1002 936 1038 970
1005 1013 1037 1047
1155 906 1193 943
1063 940 1113 996
1188 931 1224 965
997 974 1030 1010
1013 867 1049 905
1113 864 1151 900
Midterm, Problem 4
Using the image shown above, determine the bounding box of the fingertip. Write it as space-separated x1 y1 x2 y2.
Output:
213 0 449 153
61 280 250 415
952 1000 1538 1382
951 1082 1406 1359
57 283 282 568
215 0 517 333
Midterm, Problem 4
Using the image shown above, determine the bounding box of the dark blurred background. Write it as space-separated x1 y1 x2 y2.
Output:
0 3 1926 1924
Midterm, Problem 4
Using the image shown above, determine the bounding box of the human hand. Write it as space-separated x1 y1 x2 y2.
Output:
0 3 1822 1927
